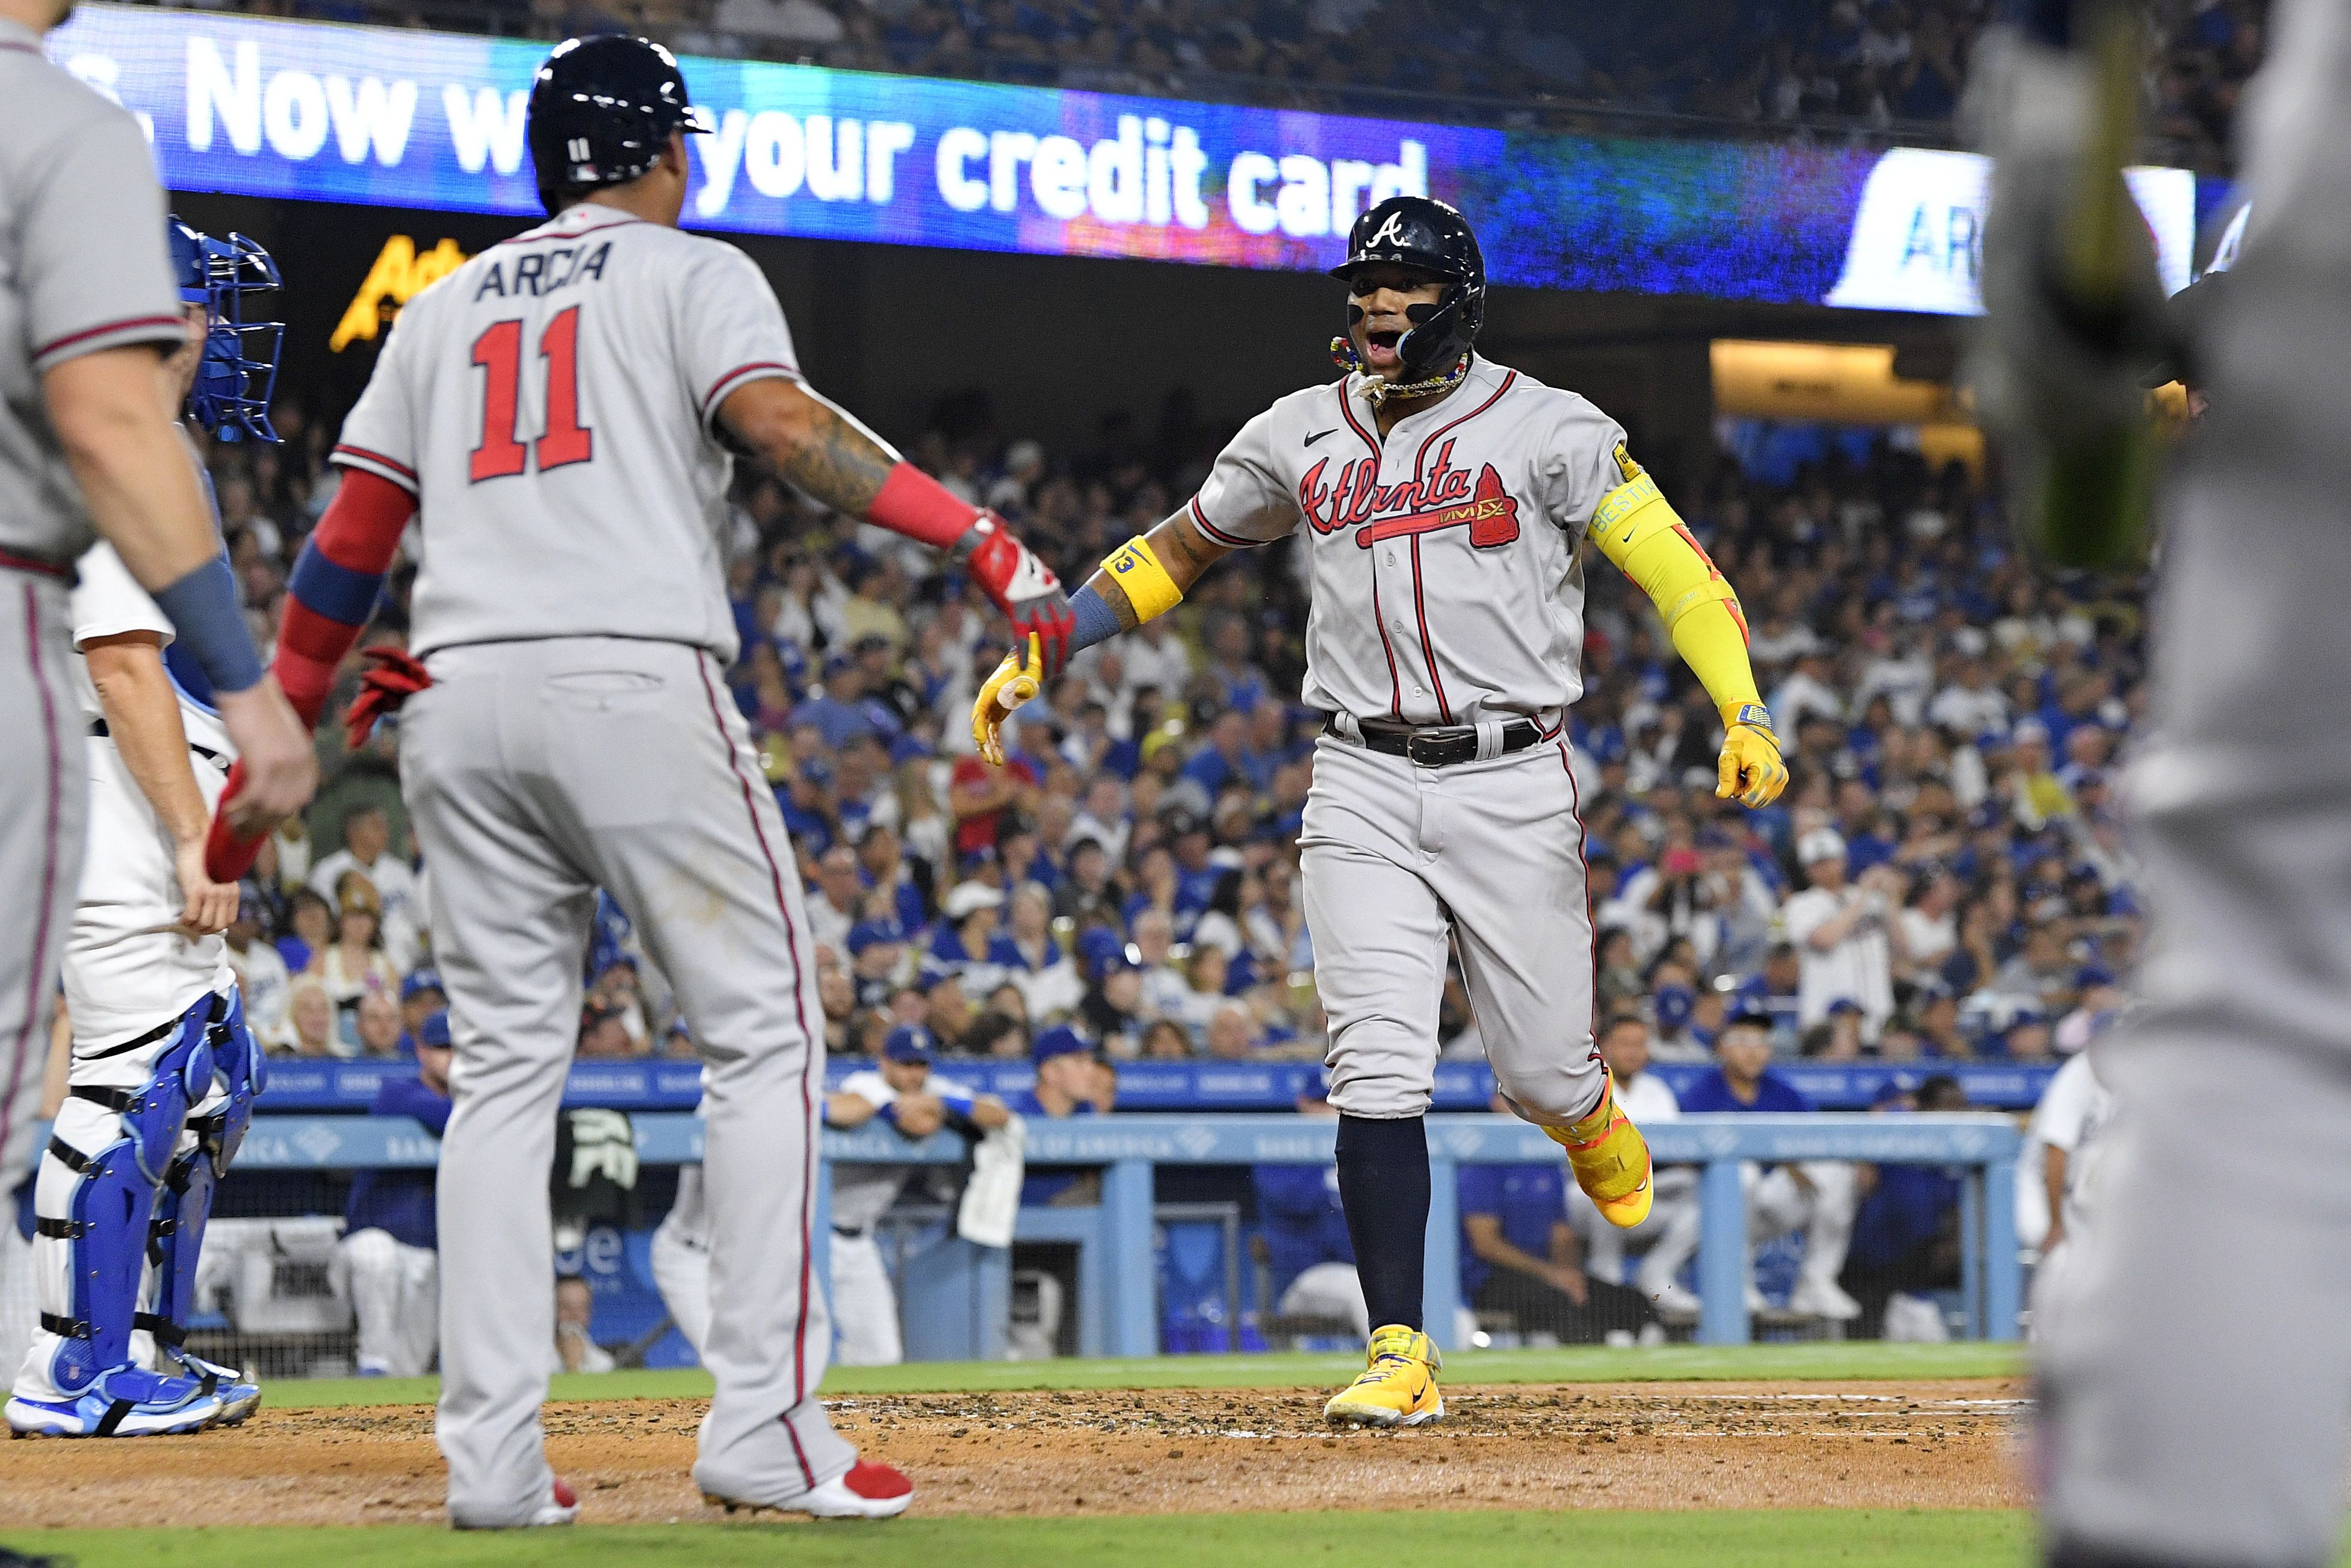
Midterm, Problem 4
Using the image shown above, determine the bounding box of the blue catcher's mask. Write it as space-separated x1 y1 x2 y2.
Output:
167 218 283 443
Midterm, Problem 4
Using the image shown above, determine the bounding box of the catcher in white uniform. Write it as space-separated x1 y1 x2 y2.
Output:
248 37 1072 1527
6 220 277 1438
975 197 1787 1425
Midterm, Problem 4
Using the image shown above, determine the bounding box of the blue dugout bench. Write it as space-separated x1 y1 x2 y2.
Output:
233 1110 2022 1356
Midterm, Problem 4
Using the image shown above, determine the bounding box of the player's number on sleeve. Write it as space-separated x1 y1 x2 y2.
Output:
469 306 593 483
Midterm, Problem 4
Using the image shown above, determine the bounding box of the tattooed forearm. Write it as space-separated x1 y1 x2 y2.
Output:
1084 508 1237 630
1095 570 1142 630
772 398 897 515
720 378 899 515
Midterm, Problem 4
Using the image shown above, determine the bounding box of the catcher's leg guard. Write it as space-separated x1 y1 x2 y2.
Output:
144 992 261 1423
6 997 226 1437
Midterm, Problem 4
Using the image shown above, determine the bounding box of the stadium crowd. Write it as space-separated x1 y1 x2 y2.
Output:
204 381 2144 1098
208 0 2264 166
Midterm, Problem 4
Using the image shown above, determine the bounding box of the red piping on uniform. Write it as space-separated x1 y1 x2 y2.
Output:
494 215 647 246
1408 535 1452 725
701 361 800 419
1560 742 1605 1091
695 652 820 1490
1410 371 1517 482
1188 495 1254 550
332 443 420 486
1369 565 1402 720
33 315 187 364
1336 389 1380 460
2 584 61 1173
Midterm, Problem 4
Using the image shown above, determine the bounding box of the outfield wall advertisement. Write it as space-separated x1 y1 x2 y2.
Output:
51 5 2198 314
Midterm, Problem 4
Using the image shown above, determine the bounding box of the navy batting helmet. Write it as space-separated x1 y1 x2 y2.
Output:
526 34 708 214
1330 196 1485 381
167 217 282 444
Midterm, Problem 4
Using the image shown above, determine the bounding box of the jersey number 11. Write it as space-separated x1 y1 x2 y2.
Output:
471 305 593 482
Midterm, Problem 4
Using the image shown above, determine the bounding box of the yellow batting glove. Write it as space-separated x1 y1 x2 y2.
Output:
1717 703 1789 808
970 633 1045 767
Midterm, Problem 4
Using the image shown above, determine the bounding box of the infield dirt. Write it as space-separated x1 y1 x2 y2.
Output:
5 1377 2024 1525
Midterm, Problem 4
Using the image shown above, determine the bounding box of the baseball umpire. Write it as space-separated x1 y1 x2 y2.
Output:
974 196 1786 1425
0 0 312 1323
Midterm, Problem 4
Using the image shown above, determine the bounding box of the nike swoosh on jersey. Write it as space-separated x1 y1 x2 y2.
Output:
1304 429 1337 446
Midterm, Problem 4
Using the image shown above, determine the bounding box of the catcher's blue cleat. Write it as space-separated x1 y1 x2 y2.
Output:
5 1366 225 1437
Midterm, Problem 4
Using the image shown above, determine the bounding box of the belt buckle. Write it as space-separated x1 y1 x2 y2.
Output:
1405 731 1449 767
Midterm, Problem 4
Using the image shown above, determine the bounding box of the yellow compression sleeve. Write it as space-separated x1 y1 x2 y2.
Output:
1588 468 1764 724
1101 534 1183 623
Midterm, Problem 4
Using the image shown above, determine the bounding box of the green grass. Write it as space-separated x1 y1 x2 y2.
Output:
4 1510 2035 1568
273 1341 2021 1411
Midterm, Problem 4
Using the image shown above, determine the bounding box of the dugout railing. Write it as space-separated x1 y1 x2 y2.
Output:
226 1111 2021 1354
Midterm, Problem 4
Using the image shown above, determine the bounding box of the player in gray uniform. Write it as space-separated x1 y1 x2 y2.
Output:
263 36 1071 1527
1977 3 2351 1563
6 220 280 1438
0 0 312 1357
974 197 1788 1425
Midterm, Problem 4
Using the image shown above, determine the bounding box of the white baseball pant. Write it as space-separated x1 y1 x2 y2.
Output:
333 1228 439 1377
828 1232 902 1368
1638 1161 1859 1303
399 637 850 1525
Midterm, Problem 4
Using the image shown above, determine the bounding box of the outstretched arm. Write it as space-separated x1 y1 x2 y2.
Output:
1584 458 1786 808
971 507 1240 764
718 378 1074 673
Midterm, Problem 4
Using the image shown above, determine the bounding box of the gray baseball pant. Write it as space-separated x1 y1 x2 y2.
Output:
1301 733 1606 1126
0 576 82 1188
2039 35 2351 1552
400 637 850 1526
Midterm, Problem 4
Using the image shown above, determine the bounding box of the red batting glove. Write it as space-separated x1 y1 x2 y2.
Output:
955 514 1073 680
345 646 432 746
204 758 265 884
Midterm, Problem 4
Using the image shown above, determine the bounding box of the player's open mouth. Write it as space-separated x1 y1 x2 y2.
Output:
1364 329 1403 368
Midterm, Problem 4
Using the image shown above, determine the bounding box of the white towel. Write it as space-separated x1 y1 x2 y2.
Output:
956 1114 1027 1248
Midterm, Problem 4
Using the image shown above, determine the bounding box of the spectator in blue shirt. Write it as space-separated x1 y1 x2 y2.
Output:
1009 1026 1114 1207
1457 1098 1657 1343
1729 943 1804 1052
335 1011 453 1376
1845 1074 1968 1336
1248 1080 1366 1339
1648 1012 1865 1321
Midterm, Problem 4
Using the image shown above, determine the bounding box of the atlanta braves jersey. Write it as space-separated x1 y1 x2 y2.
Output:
0 20 188 566
332 203 801 662
1189 354 1632 725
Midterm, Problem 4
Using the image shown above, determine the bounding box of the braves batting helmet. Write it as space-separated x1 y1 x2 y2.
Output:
168 217 282 444
526 34 708 214
1330 196 1485 381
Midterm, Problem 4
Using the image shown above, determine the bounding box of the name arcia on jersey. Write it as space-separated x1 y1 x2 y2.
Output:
1297 438 1520 550
472 242 613 302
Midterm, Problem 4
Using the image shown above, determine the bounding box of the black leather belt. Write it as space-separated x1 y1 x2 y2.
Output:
89 717 226 769
1324 714 1544 769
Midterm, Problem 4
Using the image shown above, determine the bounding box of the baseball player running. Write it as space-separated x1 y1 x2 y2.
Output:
5 220 280 1438
261 35 1071 1526
974 197 1786 1425
0 0 313 1276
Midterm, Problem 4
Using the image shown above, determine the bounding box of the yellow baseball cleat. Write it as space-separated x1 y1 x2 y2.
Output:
1550 1069 1653 1229
1324 1325 1444 1428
